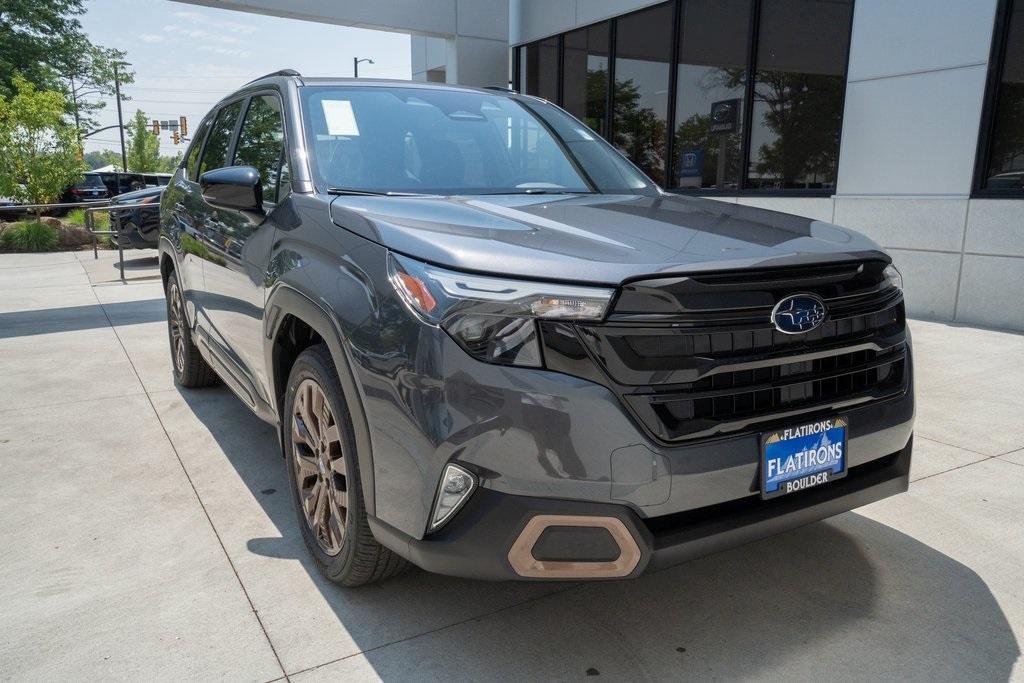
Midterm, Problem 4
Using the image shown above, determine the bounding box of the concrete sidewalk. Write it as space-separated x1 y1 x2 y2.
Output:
0 249 1021 681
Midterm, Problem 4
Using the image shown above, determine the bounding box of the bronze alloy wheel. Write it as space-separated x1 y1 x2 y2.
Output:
167 280 186 374
291 378 349 556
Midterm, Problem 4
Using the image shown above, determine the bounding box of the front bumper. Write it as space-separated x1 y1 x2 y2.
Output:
369 435 911 581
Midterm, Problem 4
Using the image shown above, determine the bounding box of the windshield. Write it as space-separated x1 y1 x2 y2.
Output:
299 86 652 196
78 175 105 188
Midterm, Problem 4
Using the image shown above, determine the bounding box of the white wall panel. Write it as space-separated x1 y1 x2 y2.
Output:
846 0 997 81
836 65 988 196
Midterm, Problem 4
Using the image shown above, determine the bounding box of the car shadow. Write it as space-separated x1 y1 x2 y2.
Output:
113 255 159 271
0 299 166 338
175 386 1020 680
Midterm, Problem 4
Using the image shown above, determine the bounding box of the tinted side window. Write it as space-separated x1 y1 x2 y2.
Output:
184 118 211 180
233 95 286 203
199 101 243 177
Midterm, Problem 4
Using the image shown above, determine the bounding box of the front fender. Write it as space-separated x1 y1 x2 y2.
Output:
263 284 378 517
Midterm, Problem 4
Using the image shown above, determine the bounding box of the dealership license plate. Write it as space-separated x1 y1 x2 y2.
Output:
760 416 848 499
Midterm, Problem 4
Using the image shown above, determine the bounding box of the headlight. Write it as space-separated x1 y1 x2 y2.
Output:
883 264 903 291
388 252 614 367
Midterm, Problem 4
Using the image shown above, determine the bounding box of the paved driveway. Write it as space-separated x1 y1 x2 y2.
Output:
0 250 1022 681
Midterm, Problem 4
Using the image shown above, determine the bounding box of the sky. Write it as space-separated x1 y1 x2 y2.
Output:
78 0 412 158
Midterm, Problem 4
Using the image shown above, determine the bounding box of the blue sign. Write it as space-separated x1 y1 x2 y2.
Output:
678 149 703 178
761 417 848 499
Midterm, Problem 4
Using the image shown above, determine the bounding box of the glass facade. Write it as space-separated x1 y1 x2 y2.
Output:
978 0 1024 194
515 0 854 193
562 22 610 138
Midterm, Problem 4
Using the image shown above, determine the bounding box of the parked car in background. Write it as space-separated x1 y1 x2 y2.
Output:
110 185 163 249
159 73 914 587
58 173 110 208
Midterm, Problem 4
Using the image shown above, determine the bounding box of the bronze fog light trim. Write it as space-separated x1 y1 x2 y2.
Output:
507 515 642 579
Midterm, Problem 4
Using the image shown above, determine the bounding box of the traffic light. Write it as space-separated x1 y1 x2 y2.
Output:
151 119 160 135
172 130 180 145
179 116 188 136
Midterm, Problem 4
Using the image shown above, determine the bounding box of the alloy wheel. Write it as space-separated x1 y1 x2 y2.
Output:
168 281 186 373
291 378 349 555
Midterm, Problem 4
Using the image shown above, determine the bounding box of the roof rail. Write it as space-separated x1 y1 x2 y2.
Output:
246 69 302 85
483 85 518 94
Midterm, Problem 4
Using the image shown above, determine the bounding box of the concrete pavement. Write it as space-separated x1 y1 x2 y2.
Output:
0 249 1021 681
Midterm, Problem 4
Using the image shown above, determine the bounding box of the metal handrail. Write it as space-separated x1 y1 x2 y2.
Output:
84 202 157 280
0 200 155 281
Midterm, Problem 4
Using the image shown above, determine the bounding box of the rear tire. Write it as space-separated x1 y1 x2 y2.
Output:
284 344 409 586
165 272 218 388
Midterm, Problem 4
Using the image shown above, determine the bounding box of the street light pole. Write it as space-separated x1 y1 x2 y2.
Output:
353 57 374 78
114 63 127 171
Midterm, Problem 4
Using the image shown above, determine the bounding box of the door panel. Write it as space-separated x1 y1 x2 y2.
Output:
202 94 289 405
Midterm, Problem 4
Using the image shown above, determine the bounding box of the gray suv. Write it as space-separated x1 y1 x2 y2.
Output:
159 70 913 586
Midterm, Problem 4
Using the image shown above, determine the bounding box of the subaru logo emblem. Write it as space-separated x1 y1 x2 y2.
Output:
771 294 828 334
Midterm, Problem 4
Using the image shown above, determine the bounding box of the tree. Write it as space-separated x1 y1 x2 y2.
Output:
84 149 122 170
0 76 83 205
0 1 134 135
66 46 134 135
157 152 183 173
125 110 160 172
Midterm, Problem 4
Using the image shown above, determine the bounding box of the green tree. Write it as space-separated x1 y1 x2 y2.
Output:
0 1 134 135
157 152 183 173
84 149 122 170
125 109 160 172
0 76 83 204
65 46 134 135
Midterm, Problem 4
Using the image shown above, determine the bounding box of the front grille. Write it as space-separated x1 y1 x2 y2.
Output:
566 260 910 444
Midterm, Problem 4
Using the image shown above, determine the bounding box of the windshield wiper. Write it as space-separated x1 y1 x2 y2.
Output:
327 187 425 197
479 189 596 195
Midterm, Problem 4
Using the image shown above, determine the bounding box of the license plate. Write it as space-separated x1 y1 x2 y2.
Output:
760 416 848 499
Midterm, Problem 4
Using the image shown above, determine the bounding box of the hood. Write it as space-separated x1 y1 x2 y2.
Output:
329 193 885 285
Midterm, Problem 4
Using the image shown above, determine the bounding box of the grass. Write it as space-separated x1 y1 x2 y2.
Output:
0 221 60 252
65 208 110 230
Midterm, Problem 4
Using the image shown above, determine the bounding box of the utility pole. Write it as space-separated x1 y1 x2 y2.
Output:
353 57 374 78
114 63 127 171
69 75 83 157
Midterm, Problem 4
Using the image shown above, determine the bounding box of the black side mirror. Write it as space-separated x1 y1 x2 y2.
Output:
200 166 262 212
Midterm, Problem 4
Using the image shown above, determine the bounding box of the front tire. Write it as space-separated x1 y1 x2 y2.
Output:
284 344 408 586
165 272 218 388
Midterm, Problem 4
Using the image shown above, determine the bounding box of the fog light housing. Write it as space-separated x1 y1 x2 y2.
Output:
429 463 476 531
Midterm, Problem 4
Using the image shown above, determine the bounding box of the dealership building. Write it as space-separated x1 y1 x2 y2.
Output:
182 0 1023 331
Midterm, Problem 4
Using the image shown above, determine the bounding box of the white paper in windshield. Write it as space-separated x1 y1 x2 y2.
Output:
322 100 360 136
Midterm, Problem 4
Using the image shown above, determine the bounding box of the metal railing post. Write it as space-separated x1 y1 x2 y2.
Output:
0 202 153 277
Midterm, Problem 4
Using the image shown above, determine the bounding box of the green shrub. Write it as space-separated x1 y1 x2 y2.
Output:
0 221 60 251
65 208 109 229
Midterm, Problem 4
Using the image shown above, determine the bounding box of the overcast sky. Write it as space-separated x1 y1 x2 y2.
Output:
79 0 412 158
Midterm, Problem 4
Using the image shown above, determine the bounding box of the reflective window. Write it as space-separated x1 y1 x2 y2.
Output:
233 95 287 203
980 0 1024 193
521 37 559 103
613 2 673 185
198 100 243 177
184 118 211 181
672 0 751 190
746 0 852 190
562 22 610 137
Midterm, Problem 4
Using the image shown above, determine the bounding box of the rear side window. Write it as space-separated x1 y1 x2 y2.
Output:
184 118 212 180
233 95 287 203
198 101 243 177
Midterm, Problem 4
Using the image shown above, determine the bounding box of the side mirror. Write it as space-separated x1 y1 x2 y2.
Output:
200 166 262 213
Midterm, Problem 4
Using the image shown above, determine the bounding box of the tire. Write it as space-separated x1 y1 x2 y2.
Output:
284 344 409 586
165 272 218 388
